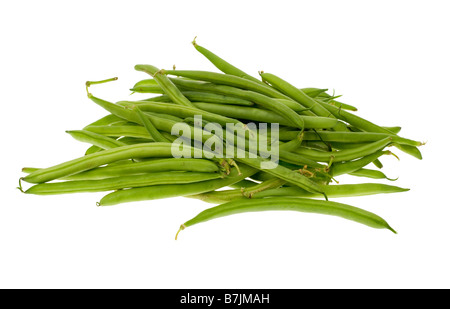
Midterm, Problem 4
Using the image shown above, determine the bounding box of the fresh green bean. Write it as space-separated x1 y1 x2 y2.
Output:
175 197 396 239
25 171 222 195
163 69 291 100
168 78 306 130
331 150 391 176
192 103 339 129
88 94 223 148
134 65 195 108
66 130 127 150
260 72 333 117
145 91 255 106
98 164 257 206
23 158 220 181
84 114 124 128
349 168 397 181
133 106 170 143
22 143 211 184
293 137 392 163
189 182 409 204
192 38 264 84
118 101 243 127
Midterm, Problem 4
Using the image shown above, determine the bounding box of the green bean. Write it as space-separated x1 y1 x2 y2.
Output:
391 143 423 160
85 145 103 155
227 179 259 189
134 65 195 108
98 163 258 206
192 103 339 129
175 197 396 239
66 130 127 150
88 94 223 148
168 78 306 130
25 171 222 195
317 97 358 112
84 114 124 128
260 72 333 117
331 150 391 176
315 99 394 134
23 158 220 181
274 99 316 116
189 182 409 204
86 125 152 139
118 136 152 144
145 91 255 106
282 131 422 147
130 79 164 93
293 137 392 163
234 154 326 198
118 101 242 127
22 143 210 184
192 38 264 84
300 88 329 98
163 69 291 100
349 168 397 181
133 106 170 143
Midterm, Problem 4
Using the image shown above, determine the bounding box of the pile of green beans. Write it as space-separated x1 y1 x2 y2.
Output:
19 38 424 239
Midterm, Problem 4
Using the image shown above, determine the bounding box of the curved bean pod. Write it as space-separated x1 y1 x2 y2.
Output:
169 78 306 130
145 91 255 106
192 38 263 84
176 197 396 239
192 103 339 129
163 69 290 100
25 171 222 195
134 65 195 108
189 182 409 204
293 137 393 163
22 143 209 184
66 130 127 150
23 158 220 181
260 72 332 117
98 164 258 206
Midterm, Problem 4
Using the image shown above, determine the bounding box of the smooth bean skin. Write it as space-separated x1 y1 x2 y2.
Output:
118 101 242 127
145 91 255 106
98 164 258 206
293 137 393 163
192 39 264 84
66 130 127 150
260 72 332 117
23 158 220 181
88 94 223 147
22 143 208 184
84 114 124 128
234 155 326 197
189 182 409 204
349 168 397 180
25 171 222 195
134 65 195 108
331 150 389 176
169 78 306 130
192 103 339 129
86 125 152 139
176 197 396 239
163 69 290 100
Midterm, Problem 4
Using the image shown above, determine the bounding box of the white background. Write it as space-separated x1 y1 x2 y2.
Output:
1 0 449 289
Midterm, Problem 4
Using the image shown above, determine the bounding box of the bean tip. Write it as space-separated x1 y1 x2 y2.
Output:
175 224 186 240
387 225 397 234
192 36 198 46
17 178 24 193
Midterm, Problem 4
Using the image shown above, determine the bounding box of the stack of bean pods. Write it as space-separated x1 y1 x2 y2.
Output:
19 39 424 238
